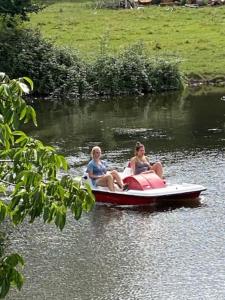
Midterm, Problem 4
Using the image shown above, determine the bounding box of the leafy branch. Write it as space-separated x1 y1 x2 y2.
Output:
0 73 95 298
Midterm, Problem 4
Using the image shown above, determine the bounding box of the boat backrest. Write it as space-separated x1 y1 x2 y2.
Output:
121 167 132 179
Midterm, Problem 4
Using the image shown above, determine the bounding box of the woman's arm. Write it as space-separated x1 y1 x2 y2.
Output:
130 157 136 175
87 171 104 180
145 156 151 168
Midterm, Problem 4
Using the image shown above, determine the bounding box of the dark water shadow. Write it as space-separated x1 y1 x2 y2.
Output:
42 0 91 5
93 196 205 217
88 198 205 232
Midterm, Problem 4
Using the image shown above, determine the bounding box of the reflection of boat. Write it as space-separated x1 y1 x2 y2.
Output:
138 0 152 4
83 170 206 206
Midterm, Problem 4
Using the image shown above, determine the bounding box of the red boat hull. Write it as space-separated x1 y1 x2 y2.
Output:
92 190 202 206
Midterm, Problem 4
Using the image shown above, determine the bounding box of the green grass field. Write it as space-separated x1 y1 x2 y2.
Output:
29 1 225 78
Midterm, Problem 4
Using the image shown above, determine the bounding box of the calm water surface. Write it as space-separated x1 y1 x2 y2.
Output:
5 87 225 300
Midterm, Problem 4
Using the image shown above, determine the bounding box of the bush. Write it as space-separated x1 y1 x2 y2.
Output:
146 58 183 92
0 28 182 100
88 43 182 96
0 28 91 99
0 0 43 21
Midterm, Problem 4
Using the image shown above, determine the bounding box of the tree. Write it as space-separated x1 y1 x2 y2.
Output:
0 73 95 298
0 0 43 22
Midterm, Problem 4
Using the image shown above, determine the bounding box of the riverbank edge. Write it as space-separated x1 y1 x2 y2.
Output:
187 74 225 87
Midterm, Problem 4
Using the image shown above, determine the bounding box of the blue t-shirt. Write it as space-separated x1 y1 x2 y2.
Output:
86 159 108 185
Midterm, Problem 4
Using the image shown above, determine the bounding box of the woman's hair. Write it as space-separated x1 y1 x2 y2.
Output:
91 146 101 158
135 141 144 155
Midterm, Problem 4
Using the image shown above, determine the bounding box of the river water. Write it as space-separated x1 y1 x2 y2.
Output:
5 87 225 300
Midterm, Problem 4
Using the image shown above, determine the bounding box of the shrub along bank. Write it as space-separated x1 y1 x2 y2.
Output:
0 28 182 100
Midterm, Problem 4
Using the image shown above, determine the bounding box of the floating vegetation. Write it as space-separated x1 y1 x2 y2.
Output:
113 128 169 139
207 128 224 134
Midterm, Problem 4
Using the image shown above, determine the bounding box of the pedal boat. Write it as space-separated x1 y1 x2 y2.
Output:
82 168 206 206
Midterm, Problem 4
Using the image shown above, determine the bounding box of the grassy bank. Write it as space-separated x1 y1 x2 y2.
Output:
28 2 225 79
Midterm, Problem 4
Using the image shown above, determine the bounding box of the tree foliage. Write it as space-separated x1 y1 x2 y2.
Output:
0 73 95 298
0 28 91 100
0 0 42 22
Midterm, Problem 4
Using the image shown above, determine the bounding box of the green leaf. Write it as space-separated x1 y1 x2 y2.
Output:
82 185 95 212
23 77 33 91
4 109 13 125
0 72 6 81
0 124 13 150
48 203 57 223
0 201 7 223
0 85 4 96
0 253 24 298
84 182 93 195
5 253 24 268
11 269 24 290
15 134 28 144
54 206 66 230
73 176 82 184
19 106 27 121
23 106 37 126
29 106 37 127
57 185 65 200
43 206 50 223
18 82 30 94
12 111 20 130
14 253 24 266
71 198 83 220
13 130 27 137
2 84 9 96
11 209 24 225
0 278 10 298
9 196 20 210
0 114 4 124
58 155 68 170
54 154 61 169
0 184 6 194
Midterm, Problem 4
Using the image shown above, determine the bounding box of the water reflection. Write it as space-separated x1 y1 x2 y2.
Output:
30 87 225 160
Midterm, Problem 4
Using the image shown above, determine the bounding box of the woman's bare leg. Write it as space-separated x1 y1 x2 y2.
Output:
110 170 124 188
150 161 163 178
96 174 115 191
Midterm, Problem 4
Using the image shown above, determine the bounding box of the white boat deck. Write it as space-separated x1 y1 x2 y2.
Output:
82 173 206 198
